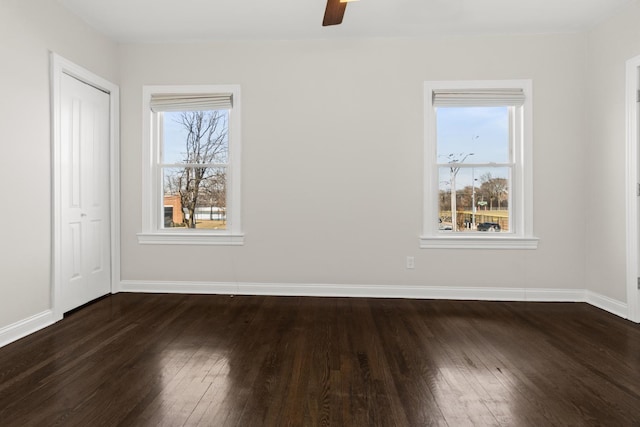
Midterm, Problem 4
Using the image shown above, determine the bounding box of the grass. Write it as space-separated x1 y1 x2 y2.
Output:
194 220 226 229
169 220 226 230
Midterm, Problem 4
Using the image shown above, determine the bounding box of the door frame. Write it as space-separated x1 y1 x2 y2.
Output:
625 53 640 323
50 53 120 321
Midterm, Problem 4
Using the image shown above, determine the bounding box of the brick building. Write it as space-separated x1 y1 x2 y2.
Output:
163 195 183 226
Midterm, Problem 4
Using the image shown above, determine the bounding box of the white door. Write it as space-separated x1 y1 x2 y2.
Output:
60 73 111 313
627 56 640 323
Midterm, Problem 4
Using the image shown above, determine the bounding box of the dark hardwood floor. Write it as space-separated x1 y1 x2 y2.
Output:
1 294 639 426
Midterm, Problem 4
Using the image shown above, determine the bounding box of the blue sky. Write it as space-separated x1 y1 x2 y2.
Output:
161 111 229 164
162 111 189 164
436 106 509 190
437 106 509 163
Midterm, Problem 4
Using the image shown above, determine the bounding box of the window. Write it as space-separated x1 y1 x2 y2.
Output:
138 85 243 245
421 80 537 249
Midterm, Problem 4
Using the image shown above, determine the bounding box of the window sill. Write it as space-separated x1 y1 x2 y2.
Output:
137 232 244 246
420 234 538 250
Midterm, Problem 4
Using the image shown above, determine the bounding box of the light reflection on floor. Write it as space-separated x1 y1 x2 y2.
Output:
146 345 232 424
434 364 516 425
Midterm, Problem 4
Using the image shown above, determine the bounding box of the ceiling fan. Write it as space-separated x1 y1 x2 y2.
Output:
323 0 359 26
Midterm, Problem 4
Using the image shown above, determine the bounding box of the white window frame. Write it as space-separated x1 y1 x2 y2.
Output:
421 80 538 249
138 84 243 245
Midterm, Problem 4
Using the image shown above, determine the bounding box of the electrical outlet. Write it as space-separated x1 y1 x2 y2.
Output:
406 256 415 269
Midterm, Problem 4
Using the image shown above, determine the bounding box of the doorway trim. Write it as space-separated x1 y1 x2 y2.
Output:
625 53 640 323
50 53 120 321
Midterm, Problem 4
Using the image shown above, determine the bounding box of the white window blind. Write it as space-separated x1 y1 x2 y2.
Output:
150 93 233 112
432 88 525 107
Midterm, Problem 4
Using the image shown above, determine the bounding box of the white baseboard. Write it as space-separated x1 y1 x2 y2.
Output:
0 310 55 348
585 290 629 319
119 280 628 318
525 288 587 302
240 282 529 300
119 280 238 295
120 280 530 300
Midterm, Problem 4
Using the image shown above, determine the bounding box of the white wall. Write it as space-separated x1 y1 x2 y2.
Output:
5 0 636 336
586 1 640 302
0 0 118 329
119 34 589 291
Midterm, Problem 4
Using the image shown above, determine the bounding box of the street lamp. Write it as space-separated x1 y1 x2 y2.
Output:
471 173 477 229
470 135 479 230
448 152 474 231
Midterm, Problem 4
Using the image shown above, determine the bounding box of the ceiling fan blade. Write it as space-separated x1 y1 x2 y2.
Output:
323 0 347 26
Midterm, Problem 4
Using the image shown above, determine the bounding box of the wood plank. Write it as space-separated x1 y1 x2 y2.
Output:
0 294 639 425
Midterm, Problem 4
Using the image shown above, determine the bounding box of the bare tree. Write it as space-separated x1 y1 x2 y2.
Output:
199 169 227 223
165 111 228 228
480 172 508 210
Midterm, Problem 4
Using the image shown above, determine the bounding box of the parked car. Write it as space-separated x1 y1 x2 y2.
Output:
438 218 453 230
477 222 501 232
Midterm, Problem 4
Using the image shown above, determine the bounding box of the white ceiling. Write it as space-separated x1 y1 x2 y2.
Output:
57 0 633 43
